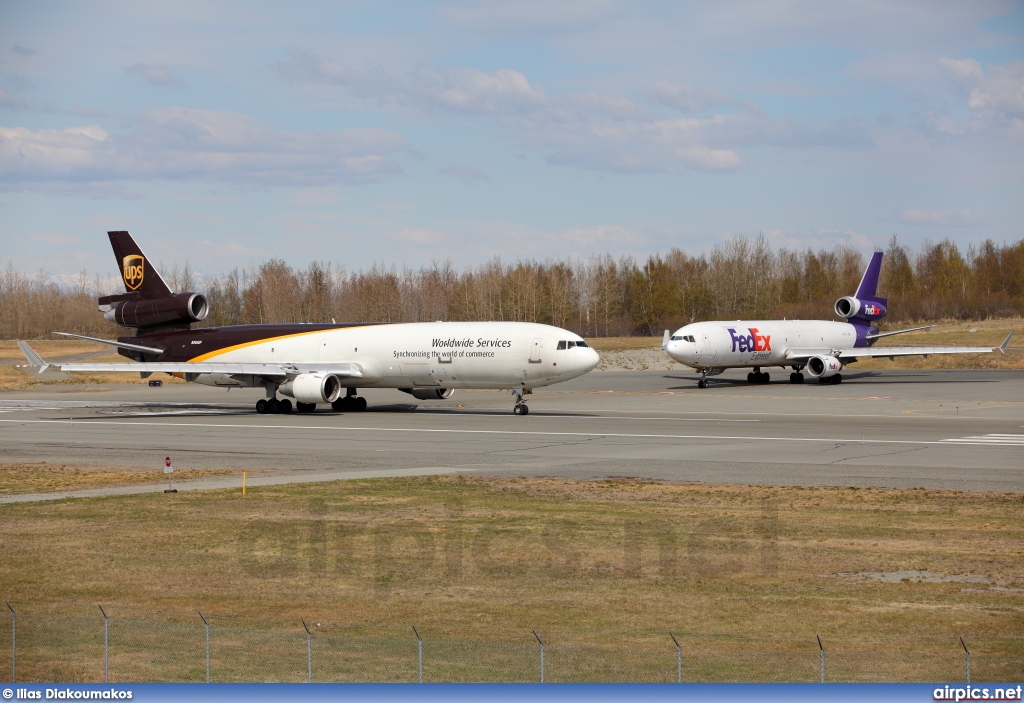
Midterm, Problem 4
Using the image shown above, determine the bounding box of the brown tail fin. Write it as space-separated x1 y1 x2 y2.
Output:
107 231 173 298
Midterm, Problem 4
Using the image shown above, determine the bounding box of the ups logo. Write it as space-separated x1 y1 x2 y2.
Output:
122 255 144 291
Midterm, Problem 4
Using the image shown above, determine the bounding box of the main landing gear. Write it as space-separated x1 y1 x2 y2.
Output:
256 397 293 414
746 368 770 384
332 388 367 412
789 367 805 384
819 374 842 385
511 388 530 415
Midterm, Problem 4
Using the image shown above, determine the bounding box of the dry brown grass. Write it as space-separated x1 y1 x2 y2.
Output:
2 475 1021 649
0 461 238 494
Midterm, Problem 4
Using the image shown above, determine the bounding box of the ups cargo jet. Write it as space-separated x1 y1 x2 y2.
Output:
18 232 600 414
663 251 1012 388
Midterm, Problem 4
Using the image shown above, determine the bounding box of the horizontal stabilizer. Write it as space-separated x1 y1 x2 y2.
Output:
53 332 165 356
865 325 934 341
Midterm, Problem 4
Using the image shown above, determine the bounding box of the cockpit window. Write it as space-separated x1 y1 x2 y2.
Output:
557 341 567 350
575 340 589 348
671 335 682 341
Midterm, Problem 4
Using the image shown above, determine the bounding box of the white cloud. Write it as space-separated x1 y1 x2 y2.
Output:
413 67 547 115
898 208 981 227
0 86 27 110
935 58 1024 136
436 164 491 184
126 63 185 89
0 108 408 193
653 80 760 116
390 227 448 244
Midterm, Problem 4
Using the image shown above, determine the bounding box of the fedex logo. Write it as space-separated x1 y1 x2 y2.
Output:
864 304 881 316
728 327 771 353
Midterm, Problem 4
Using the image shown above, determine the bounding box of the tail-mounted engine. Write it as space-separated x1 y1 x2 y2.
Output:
806 355 842 378
834 296 886 322
400 388 455 400
101 292 209 329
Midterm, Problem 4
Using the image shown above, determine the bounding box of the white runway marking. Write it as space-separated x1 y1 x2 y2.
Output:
941 434 1024 446
2 418 1021 448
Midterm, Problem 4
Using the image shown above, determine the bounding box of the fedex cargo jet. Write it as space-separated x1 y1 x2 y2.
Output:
663 251 1012 388
18 232 599 414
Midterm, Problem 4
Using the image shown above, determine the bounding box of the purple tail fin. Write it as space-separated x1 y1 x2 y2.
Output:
855 251 883 299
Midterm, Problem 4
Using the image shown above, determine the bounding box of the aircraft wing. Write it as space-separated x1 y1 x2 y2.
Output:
16 343 363 379
784 333 1013 362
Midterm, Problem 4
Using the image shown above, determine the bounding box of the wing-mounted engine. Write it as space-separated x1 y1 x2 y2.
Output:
399 388 455 400
280 373 343 404
806 355 842 378
834 296 886 322
101 292 209 329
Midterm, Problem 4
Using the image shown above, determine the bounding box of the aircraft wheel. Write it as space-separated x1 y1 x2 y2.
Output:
818 377 830 385
268 398 281 414
698 379 708 389
514 403 529 415
354 396 367 411
256 399 269 414
832 374 842 384
279 399 293 414
297 402 316 413
747 372 755 383
761 372 770 384
331 398 346 412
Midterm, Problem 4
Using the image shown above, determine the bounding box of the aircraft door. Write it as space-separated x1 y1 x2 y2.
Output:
702 333 716 360
529 338 542 363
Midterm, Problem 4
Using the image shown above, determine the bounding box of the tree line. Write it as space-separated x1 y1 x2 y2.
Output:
2 235 1023 340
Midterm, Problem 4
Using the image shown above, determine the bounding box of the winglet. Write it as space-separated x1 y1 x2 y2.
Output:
662 330 670 350
999 332 1014 353
17 341 50 373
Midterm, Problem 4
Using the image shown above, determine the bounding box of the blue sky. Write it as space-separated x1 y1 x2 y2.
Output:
2 1 1022 280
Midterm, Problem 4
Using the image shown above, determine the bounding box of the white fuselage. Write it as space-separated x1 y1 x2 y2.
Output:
188 321 600 389
664 320 858 370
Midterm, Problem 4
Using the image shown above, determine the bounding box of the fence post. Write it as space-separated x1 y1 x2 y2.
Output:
99 605 109 683
669 632 682 683
816 635 825 683
301 620 312 683
412 626 423 683
198 612 210 683
960 637 971 684
532 630 545 683
4 601 13 683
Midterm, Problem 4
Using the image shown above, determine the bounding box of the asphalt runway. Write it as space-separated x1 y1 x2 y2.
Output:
1 367 1023 501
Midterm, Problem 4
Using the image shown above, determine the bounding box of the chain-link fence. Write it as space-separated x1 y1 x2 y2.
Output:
1 606 1021 683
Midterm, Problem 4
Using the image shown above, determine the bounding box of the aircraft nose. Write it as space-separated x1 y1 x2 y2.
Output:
586 347 600 370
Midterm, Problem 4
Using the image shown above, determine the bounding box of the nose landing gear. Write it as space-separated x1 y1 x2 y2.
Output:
511 388 531 415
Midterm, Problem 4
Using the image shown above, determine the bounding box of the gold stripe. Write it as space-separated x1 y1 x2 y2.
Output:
189 328 341 363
